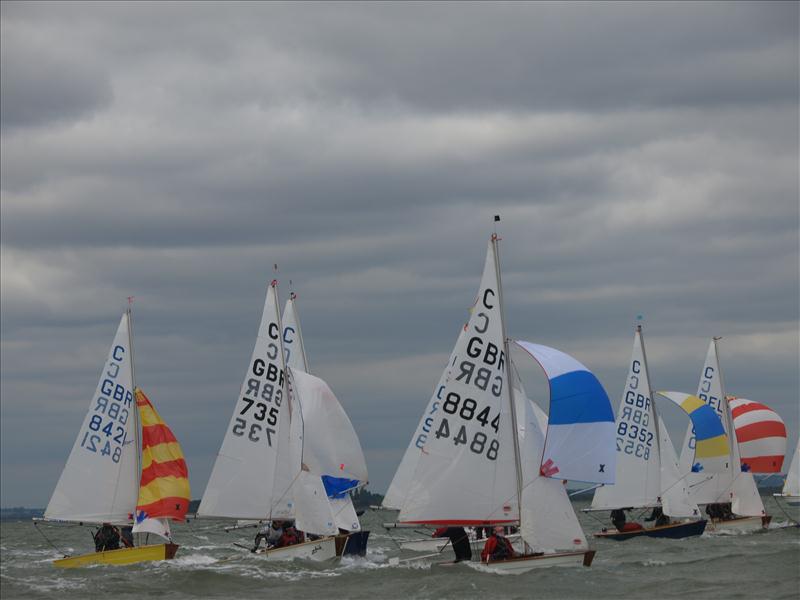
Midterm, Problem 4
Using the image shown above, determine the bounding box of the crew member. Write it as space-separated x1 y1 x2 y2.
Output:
480 526 515 562
93 523 121 552
432 526 472 562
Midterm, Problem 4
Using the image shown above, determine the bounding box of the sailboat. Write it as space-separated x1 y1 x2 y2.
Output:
588 325 707 540
198 281 365 561
386 232 616 574
677 338 772 532
774 440 800 507
281 292 370 556
39 309 191 568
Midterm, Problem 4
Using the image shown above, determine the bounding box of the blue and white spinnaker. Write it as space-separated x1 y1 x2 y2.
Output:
515 341 616 485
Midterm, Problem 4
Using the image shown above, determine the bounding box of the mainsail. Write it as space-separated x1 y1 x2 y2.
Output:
677 339 765 516
398 240 518 525
198 282 290 519
132 388 191 539
45 313 139 524
591 327 663 511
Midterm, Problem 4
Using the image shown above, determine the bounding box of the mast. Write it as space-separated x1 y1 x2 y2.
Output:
126 302 142 488
713 337 738 483
491 223 524 532
638 324 663 504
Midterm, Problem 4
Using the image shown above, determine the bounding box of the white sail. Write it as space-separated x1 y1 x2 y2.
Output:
679 340 764 515
199 283 289 519
516 384 587 552
398 241 518 525
269 377 302 520
132 517 171 540
282 298 365 531
657 415 700 518
291 368 368 485
282 296 309 372
292 470 337 536
783 440 800 497
330 495 361 532
592 329 661 511
384 327 467 510
45 313 139 524
679 341 734 504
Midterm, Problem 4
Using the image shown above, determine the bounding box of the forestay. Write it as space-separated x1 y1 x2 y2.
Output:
728 397 787 473
384 328 467 510
398 241 518 526
514 341 615 485
45 313 139 524
199 282 289 519
592 328 660 511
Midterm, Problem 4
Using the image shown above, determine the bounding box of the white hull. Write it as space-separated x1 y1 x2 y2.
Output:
468 550 594 574
255 537 337 561
401 533 521 554
707 516 769 533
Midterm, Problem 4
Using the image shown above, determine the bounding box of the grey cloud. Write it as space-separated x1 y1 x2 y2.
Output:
1 2 797 506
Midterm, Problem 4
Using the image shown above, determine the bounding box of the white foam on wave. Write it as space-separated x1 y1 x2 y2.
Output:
170 553 220 567
641 559 667 567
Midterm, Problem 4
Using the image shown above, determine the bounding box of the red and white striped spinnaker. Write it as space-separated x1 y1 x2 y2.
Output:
728 396 787 473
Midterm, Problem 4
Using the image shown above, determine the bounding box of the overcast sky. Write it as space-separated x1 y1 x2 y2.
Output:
2 1 798 507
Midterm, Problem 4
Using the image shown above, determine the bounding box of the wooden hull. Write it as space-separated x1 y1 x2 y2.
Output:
593 519 707 541
53 543 179 568
707 515 771 533
473 550 595 574
255 536 337 561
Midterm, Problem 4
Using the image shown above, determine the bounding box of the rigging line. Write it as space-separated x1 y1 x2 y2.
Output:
33 520 71 558
771 496 800 527
569 484 602 498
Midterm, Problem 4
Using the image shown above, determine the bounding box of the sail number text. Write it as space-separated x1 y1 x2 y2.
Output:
232 324 285 447
80 344 132 463
616 360 654 461
433 392 501 461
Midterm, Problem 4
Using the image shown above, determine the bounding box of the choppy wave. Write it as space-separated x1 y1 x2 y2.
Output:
2 501 799 600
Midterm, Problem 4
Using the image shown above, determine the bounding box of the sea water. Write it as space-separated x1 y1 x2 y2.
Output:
2 497 798 600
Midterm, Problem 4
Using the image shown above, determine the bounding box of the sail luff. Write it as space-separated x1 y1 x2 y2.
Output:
127 308 143 507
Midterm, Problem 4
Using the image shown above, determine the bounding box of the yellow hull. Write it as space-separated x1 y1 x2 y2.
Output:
53 543 179 568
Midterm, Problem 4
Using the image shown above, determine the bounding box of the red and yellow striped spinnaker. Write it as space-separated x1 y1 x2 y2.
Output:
135 388 190 522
